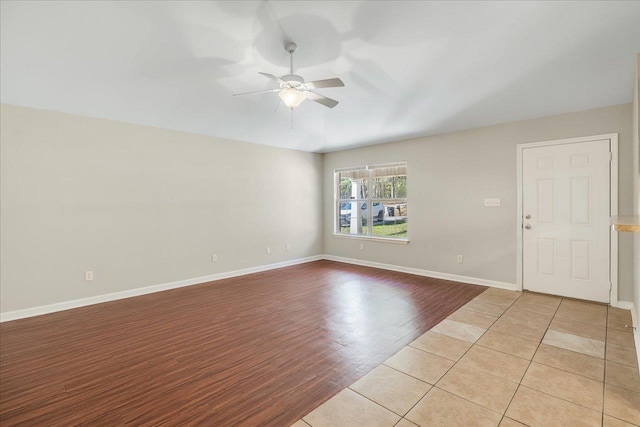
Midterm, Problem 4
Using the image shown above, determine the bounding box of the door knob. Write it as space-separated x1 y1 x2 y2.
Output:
524 224 532 229
525 214 531 219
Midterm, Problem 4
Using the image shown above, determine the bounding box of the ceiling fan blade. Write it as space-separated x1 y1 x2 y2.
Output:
305 91 339 108
304 78 345 90
259 72 286 86
233 89 280 97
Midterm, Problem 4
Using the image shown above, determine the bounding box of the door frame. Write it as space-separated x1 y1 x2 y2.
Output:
516 133 619 305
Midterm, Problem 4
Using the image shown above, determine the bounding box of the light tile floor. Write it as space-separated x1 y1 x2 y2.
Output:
292 288 640 427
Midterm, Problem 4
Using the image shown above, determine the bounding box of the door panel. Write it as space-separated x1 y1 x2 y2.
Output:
522 140 610 302
537 179 555 223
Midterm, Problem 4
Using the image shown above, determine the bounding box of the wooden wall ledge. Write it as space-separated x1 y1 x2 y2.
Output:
611 216 640 232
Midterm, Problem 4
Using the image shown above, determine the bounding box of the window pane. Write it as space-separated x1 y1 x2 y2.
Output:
373 176 391 198
372 174 406 199
338 173 368 200
372 203 407 239
337 201 367 236
379 201 407 218
339 177 352 199
394 175 407 198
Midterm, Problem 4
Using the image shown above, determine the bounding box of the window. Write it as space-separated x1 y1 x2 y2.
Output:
335 162 407 241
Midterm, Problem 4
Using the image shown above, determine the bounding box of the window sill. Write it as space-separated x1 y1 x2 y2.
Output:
331 234 410 244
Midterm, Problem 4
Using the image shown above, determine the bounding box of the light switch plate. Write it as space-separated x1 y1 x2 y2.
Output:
484 198 501 207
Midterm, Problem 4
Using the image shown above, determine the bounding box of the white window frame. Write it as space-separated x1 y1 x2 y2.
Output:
333 162 409 244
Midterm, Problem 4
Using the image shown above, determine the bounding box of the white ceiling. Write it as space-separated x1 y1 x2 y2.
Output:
1 1 638 153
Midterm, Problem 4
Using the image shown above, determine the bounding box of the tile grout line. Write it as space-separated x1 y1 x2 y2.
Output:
300 289 492 426
481 295 544 425
420 292 549 421
500 294 563 426
381 360 442 384
372 291 514 424
505 298 632 423
451 295 627 424
605 414 639 426
381 293 521 424
335 292 501 424
512 370 610 416
473 339 535 361
463 293 625 421
299 291 635 427
346 385 414 420
426 293 523 420
512 384 605 419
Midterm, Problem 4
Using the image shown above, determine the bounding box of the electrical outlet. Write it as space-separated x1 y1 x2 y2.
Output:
286 243 291 252
211 254 217 263
484 198 501 207
85 271 94 281
359 243 364 251
266 247 271 254
457 255 463 263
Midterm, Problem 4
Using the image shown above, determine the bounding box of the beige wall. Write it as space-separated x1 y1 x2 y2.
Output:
1 102 636 315
323 104 635 301
0 104 324 313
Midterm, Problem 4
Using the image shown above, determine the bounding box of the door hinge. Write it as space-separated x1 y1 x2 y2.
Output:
609 152 613 161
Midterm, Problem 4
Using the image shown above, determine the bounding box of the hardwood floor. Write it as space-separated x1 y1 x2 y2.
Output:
0 260 486 426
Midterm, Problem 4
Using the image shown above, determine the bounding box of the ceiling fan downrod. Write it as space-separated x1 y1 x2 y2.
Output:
280 43 303 88
285 42 297 76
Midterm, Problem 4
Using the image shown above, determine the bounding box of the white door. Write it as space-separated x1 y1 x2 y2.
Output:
522 139 611 302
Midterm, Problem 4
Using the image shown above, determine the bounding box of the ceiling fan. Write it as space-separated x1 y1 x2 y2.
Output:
234 43 344 109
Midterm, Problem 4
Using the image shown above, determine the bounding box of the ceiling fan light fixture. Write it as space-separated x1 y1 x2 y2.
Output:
279 88 306 109
234 43 343 110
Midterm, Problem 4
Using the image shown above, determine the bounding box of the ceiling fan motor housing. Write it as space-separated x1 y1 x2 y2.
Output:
280 74 304 89
285 42 297 53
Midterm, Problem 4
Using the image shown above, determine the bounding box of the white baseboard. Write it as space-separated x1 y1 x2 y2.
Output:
4 250 636 369
0 255 324 323
323 255 517 290
627 303 640 372
613 301 639 372
0 254 541 323
615 301 635 310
